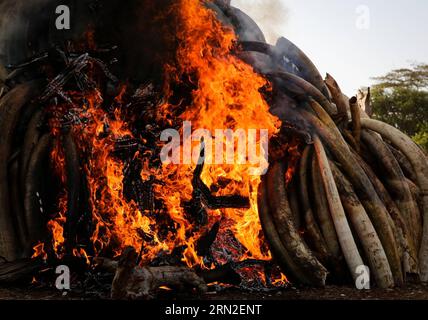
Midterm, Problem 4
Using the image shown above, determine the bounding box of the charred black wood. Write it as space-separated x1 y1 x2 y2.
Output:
200 262 241 286
38 54 90 103
123 160 156 213
6 52 50 71
196 222 220 258
149 246 187 267
185 141 250 226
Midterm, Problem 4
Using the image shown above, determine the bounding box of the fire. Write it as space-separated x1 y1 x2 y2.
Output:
34 0 285 284
73 93 168 261
157 0 280 266
32 242 47 260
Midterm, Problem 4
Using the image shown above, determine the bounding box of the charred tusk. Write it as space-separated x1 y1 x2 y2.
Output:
266 161 328 286
268 71 336 116
258 178 312 285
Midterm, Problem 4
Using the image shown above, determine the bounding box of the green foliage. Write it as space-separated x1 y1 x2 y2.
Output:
413 131 428 150
371 63 428 150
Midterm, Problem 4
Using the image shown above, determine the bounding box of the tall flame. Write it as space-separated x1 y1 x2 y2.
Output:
36 0 283 276
156 0 280 266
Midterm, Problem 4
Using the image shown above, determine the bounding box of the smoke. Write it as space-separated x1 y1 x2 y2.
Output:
0 0 52 64
0 0 51 35
231 0 288 44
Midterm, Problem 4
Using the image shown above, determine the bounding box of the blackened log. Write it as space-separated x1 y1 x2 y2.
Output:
187 141 250 225
38 54 89 103
196 222 220 258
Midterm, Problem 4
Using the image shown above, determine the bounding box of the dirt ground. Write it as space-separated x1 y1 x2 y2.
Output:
2 283 428 300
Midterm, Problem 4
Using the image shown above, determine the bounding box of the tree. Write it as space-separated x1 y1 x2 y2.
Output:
371 63 428 150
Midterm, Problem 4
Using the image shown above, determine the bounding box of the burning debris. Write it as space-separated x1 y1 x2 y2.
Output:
0 0 427 299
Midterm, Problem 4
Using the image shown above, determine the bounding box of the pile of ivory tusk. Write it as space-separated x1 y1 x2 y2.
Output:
227 9 428 287
191 1 428 288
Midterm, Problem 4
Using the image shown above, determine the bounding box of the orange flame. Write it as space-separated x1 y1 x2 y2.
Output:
36 0 287 284
32 242 47 260
156 0 280 266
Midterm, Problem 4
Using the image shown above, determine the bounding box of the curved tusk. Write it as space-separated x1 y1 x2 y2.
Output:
360 118 428 281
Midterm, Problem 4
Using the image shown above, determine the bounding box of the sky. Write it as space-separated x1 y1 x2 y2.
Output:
231 0 428 96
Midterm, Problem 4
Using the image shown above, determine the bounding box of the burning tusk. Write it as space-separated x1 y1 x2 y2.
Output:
258 177 312 285
8 159 28 254
63 131 81 250
266 162 328 286
19 109 44 194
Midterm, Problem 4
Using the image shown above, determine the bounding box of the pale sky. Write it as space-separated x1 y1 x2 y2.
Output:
232 0 428 96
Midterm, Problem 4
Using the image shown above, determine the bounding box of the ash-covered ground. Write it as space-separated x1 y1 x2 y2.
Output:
2 284 428 300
